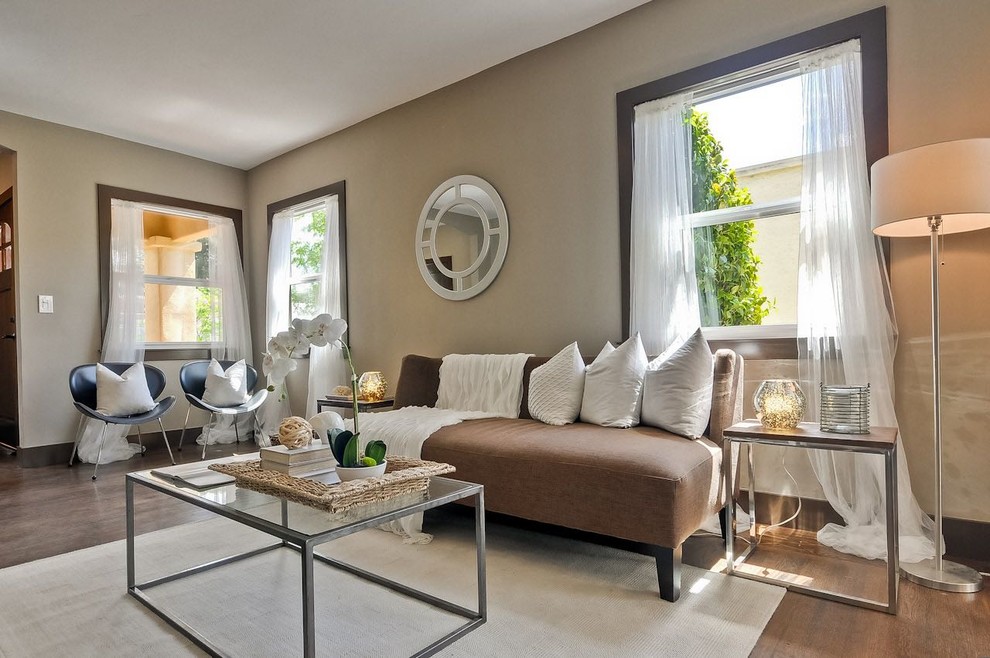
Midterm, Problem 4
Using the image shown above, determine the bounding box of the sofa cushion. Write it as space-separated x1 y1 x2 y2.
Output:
579 335 648 428
527 342 585 426
641 329 713 439
422 417 722 548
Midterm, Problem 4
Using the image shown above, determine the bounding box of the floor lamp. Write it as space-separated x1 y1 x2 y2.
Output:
871 138 990 593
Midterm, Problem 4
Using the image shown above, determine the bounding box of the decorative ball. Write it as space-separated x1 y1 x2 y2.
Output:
278 416 313 449
332 385 353 398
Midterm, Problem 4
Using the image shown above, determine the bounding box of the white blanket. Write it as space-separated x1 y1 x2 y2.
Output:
436 353 532 417
345 406 497 543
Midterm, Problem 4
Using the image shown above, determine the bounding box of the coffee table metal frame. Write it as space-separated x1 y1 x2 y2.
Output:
126 472 486 657
723 420 899 615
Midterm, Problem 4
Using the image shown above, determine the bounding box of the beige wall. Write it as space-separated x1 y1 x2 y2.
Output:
246 0 990 522
0 110 247 450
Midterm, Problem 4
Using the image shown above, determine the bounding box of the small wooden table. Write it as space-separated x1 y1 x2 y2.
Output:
316 396 395 413
722 420 899 614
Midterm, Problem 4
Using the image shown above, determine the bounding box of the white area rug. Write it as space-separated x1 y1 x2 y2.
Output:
0 512 783 657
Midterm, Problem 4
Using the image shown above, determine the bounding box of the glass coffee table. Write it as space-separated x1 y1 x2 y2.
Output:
126 463 486 657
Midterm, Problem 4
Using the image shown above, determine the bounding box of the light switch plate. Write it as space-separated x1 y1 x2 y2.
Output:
38 295 54 314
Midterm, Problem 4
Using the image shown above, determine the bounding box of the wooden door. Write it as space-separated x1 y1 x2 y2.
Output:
0 187 16 425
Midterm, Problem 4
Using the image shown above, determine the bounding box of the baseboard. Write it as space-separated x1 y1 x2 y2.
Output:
744 491 990 568
17 428 201 468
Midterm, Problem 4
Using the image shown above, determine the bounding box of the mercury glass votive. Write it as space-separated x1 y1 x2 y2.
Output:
753 379 806 429
358 371 388 402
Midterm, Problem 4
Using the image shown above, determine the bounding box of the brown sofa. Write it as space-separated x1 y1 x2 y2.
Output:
392 349 744 602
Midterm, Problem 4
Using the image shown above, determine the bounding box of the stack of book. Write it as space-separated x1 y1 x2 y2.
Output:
260 443 335 477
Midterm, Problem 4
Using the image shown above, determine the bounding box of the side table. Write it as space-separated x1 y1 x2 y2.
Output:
317 396 395 413
723 420 899 614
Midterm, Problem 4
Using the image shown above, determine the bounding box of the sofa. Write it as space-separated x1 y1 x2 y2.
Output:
391 348 744 602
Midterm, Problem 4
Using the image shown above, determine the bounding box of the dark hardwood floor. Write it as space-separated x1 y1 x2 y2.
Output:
0 443 987 656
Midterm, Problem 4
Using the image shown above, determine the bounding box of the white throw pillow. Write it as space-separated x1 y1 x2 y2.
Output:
641 328 714 439
579 334 648 428
202 359 251 407
95 363 157 416
528 342 586 426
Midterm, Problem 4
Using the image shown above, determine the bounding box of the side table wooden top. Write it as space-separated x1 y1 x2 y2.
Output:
724 420 897 451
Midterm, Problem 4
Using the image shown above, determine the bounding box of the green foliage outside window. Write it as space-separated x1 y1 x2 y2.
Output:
689 110 772 326
289 209 326 320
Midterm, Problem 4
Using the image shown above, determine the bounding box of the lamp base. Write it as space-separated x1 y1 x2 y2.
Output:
901 558 984 593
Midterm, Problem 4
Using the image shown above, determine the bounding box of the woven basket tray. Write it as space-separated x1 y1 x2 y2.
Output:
209 456 454 514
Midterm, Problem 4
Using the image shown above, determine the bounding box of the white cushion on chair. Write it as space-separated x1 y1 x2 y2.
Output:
95 363 156 416
202 359 251 407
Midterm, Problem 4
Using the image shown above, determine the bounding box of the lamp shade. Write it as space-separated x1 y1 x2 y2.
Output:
871 138 990 237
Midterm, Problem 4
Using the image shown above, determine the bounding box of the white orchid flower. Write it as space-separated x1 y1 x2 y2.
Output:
268 356 297 384
267 335 291 360
286 326 311 358
322 318 348 345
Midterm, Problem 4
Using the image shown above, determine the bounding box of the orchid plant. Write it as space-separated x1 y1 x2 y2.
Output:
262 313 361 437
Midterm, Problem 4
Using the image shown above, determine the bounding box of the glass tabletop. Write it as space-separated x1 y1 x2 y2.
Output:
128 458 480 543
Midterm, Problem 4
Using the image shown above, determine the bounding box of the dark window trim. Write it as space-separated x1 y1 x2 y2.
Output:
97 184 244 361
615 7 887 360
265 181 349 350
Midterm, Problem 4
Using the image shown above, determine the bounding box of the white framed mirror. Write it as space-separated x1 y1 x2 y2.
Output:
415 175 509 301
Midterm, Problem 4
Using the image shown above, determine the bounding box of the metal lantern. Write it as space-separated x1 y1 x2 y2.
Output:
820 384 870 434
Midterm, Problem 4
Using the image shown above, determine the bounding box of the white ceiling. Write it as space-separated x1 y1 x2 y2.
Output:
0 0 649 169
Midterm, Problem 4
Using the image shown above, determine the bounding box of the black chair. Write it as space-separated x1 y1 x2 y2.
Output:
178 360 268 459
68 362 176 480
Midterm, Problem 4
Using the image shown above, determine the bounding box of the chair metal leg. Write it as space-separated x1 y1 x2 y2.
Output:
253 410 261 444
177 406 192 452
158 418 175 465
92 423 109 480
136 425 144 455
68 434 81 467
202 412 214 460
234 414 241 444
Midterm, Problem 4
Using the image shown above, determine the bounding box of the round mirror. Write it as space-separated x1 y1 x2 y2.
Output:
416 175 508 300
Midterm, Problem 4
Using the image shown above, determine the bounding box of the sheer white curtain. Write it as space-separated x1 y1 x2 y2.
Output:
797 40 934 562
257 210 293 444
75 200 145 463
196 216 254 447
306 196 348 418
629 93 701 354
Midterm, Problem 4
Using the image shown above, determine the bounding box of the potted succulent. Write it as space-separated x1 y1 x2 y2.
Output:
329 429 387 481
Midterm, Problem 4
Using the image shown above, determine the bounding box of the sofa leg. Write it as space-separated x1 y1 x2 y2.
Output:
719 506 729 547
654 544 682 602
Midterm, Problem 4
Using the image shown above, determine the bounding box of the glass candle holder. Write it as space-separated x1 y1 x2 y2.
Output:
753 379 806 429
358 371 388 402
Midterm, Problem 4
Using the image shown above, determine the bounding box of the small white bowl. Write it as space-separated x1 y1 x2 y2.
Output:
335 460 387 481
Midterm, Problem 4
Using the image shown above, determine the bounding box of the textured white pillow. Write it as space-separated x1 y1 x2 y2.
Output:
95 363 156 416
641 328 714 439
528 342 586 426
579 334 648 428
202 359 250 407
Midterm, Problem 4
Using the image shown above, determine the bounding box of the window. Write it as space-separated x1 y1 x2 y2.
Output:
266 181 348 334
687 69 803 337
141 211 223 345
616 8 887 358
287 202 329 321
98 185 244 359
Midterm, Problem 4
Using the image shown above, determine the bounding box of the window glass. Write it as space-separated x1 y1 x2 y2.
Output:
688 74 803 328
142 212 221 345
288 203 328 322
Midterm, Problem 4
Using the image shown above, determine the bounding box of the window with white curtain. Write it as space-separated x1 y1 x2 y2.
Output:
265 182 348 420
97 185 246 360
616 8 888 357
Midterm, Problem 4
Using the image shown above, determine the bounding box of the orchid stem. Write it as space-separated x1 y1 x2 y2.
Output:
340 340 360 441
